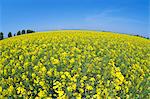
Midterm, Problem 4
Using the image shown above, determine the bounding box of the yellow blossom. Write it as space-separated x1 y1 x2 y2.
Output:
115 86 121 91
0 86 2 93
86 85 93 91
52 59 59 65
38 90 46 97
69 58 75 64
61 74 66 79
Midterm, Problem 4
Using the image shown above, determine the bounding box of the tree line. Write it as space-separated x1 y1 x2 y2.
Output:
0 29 35 40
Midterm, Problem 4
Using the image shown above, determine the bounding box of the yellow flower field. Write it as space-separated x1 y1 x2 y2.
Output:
0 30 150 98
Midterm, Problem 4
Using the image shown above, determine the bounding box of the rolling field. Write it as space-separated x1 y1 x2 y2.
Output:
0 30 150 98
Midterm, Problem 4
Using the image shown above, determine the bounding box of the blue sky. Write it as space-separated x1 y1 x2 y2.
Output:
0 0 149 37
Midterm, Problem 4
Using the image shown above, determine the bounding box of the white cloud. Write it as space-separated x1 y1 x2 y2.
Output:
85 8 145 24
84 9 149 37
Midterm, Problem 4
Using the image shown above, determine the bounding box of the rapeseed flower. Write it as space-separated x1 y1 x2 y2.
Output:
52 59 59 65
0 86 2 93
69 58 75 64
0 30 149 98
38 90 46 97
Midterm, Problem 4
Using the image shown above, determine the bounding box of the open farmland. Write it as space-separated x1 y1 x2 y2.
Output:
0 30 150 98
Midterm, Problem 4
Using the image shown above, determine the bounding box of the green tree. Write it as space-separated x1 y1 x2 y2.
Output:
8 32 12 38
0 32 4 40
22 30 26 34
27 30 35 34
17 31 21 35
